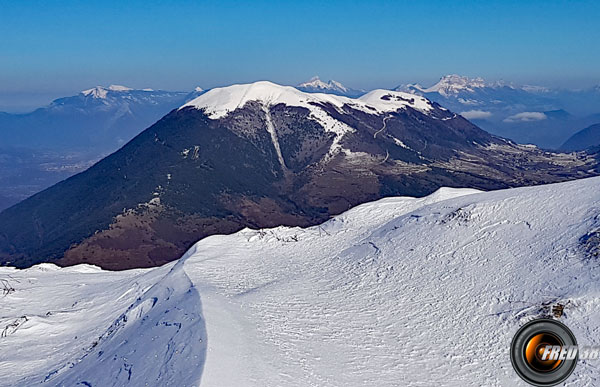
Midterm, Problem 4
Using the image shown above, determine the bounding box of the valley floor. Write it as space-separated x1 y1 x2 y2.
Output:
1 177 600 386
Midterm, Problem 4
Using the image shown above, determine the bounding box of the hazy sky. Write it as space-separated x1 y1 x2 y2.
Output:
1 0 599 111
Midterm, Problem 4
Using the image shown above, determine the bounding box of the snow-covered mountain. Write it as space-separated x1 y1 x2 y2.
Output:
404 74 489 96
0 80 597 270
297 76 365 97
81 84 135 98
396 75 600 149
0 86 206 211
1 177 599 386
398 74 550 100
181 81 434 120
0 85 200 151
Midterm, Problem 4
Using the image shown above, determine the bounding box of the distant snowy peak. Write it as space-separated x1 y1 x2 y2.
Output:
81 87 109 99
180 81 434 120
297 76 365 97
416 75 487 96
298 76 349 93
81 85 140 99
397 83 424 93
396 75 555 97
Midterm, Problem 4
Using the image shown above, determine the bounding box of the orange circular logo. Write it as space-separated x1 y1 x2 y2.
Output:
510 318 578 386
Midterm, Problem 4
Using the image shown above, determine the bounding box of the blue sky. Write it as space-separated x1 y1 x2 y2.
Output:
1 0 599 111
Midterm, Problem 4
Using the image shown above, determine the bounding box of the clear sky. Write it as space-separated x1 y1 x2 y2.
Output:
1 0 599 111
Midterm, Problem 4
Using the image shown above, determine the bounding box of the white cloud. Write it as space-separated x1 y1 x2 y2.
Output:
503 112 547 123
460 110 492 120
458 98 481 106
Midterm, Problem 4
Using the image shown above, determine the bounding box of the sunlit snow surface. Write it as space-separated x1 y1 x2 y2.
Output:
179 81 433 119
1 178 600 386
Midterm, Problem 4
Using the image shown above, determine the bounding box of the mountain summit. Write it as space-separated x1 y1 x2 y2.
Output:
0 86 195 152
182 81 433 119
81 84 135 98
297 76 364 97
394 75 582 148
418 74 488 95
298 76 348 91
0 81 597 269
0 86 205 211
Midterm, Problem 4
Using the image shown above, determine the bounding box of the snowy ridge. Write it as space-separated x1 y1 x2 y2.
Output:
2 178 600 386
180 81 434 119
358 89 434 114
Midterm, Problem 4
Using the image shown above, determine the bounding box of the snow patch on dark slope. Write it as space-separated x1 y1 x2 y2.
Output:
1 177 600 386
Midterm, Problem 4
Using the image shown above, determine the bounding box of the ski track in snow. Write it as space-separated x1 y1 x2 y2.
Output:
1 178 600 386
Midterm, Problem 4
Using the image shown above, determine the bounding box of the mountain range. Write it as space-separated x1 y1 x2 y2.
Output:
2 75 600 212
0 85 204 151
0 85 204 211
395 75 600 149
0 81 597 270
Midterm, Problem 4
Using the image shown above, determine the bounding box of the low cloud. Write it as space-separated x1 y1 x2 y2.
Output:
460 110 492 120
458 98 480 106
503 112 547 123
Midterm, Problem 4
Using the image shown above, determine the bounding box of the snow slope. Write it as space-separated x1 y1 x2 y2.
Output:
1 178 600 386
